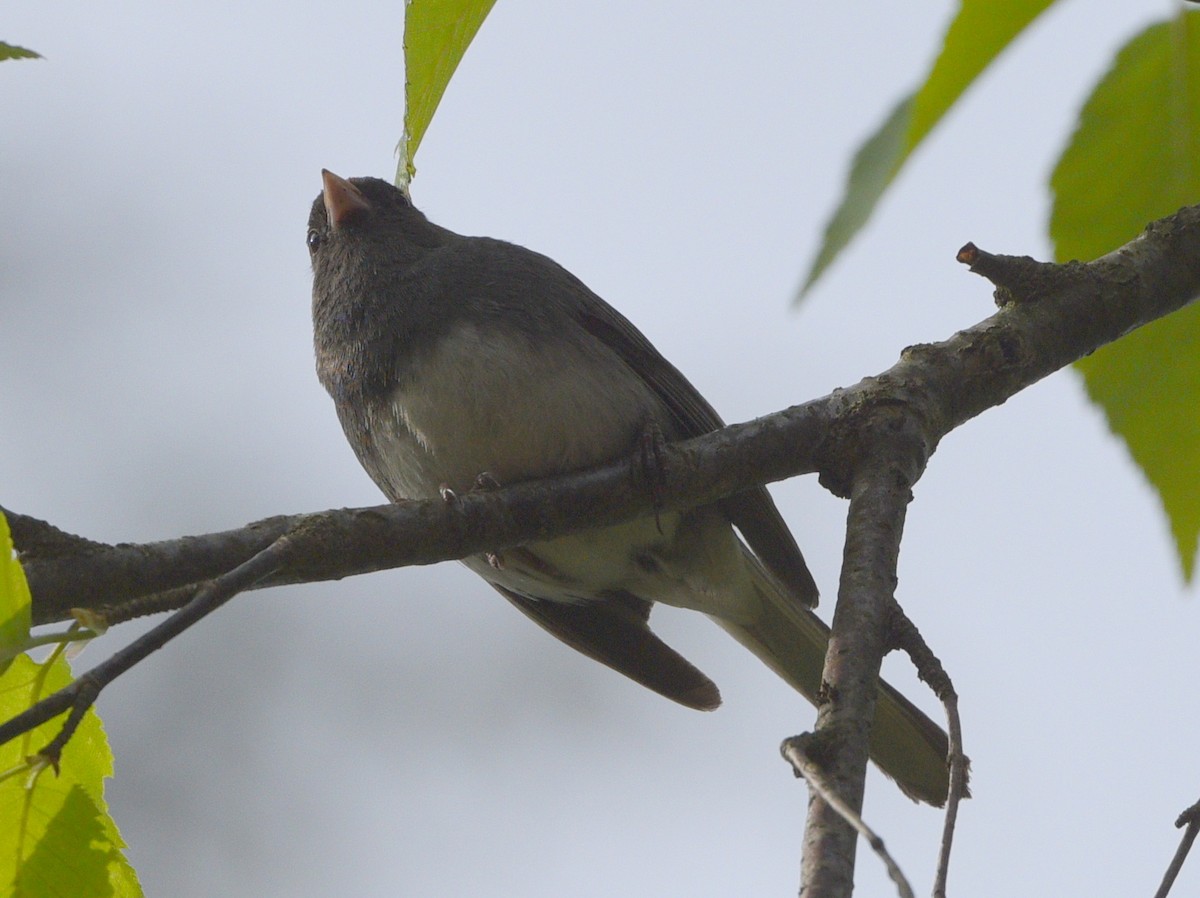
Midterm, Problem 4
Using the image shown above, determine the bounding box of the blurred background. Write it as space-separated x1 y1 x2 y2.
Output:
3 1 1197 895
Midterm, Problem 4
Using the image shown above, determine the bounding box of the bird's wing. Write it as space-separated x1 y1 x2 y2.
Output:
571 290 818 606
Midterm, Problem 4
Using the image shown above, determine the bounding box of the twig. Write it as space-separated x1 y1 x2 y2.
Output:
0 531 294 757
887 605 970 897
95 582 207 626
1153 800 1200 898
933 692 966 898
782 735 915 898
955 241 1082 306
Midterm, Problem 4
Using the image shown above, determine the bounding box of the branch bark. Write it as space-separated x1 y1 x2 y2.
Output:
801 452 917 895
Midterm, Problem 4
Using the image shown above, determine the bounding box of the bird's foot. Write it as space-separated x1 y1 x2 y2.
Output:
456 472 504 567
473 471 501 492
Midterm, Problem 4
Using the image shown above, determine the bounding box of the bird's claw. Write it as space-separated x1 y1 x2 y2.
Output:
474 471 501 492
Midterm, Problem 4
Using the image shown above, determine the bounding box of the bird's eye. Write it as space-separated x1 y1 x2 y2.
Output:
306 228 323 252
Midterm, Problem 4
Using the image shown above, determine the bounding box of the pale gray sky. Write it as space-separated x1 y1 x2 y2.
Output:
3 2 1196 895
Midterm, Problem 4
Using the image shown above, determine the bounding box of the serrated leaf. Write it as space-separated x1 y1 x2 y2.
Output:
13 786 111 897
0 512 32 676
1050 13 1200 580
0 43 40 62
397 0 498 187
0 655 143 897
799 0 1056 298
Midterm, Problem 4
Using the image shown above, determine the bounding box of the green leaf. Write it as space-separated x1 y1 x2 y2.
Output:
0 43 40 62
0 512 32 676
799 0 1057 298
0 655 142 896
1050 13 1200 579
398 0 498 187
799 95 913 300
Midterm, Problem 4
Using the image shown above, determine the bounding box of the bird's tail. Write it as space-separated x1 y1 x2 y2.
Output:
713 552 953 806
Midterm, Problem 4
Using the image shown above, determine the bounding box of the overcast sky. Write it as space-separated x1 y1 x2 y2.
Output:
3 2 1197 896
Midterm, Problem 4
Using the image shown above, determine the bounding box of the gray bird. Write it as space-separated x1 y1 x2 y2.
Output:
308 170 950 805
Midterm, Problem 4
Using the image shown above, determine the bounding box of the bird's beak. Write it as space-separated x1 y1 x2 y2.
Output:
321 169 371 228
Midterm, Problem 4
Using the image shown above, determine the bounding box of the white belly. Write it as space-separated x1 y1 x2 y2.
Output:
363 319 661 499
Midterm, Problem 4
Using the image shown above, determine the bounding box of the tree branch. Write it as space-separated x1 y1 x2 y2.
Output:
1153 800 1200 898
12 400 832 624
782 734 915 898
800 428 921 895
13 203 1200 627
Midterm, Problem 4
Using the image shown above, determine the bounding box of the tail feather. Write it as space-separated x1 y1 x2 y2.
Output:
714 553 954 806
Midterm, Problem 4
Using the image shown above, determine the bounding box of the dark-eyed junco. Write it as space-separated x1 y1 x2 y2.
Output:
308 170 950 805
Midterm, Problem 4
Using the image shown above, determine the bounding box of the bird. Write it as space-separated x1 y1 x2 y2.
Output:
307 169 950 805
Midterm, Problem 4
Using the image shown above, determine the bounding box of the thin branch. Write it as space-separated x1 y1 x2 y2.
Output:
933 693 966 898
0 531 293 754
1153 800 1200 898
782 735 914 898
888 606 970 898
